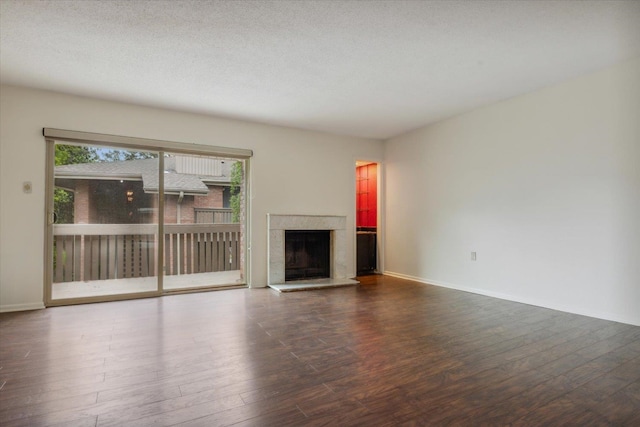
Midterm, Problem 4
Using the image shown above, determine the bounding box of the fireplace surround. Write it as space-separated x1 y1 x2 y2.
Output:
267 214 358 291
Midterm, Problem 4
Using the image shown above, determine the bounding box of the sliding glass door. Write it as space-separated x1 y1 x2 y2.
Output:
47 139 247 305
161 153 245 292
50 144 161 301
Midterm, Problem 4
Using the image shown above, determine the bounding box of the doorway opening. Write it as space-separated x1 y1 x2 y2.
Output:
356 161 378 275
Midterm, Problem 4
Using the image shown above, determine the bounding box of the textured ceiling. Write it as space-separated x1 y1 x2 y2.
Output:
1 0 639 139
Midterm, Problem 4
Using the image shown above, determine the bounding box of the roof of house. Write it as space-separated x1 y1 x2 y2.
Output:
142 171 209 195
55 157 234 195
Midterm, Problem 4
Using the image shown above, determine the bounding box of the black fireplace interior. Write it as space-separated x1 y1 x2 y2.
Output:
285 230 330 281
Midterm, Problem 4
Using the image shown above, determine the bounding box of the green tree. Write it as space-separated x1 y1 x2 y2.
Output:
229 161 243 223
98 149 156 162
55 144 97 166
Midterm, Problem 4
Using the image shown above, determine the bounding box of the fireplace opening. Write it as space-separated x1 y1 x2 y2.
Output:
285 230 330 281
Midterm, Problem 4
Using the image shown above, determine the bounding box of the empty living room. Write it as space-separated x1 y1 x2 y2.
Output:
1 1 639 425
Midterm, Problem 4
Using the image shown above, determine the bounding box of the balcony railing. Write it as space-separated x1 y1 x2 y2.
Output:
53 223 240 283
194 208 234 224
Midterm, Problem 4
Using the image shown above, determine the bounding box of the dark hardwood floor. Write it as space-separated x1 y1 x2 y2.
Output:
1 275 639 426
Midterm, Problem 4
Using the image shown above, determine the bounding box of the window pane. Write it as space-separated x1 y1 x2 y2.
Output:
162 153 245 290
51 144 160 299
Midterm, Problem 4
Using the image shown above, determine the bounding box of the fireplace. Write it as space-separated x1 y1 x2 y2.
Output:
285 230 330 281
267 214 358 290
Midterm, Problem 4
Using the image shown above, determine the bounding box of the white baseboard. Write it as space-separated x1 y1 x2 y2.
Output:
383 271 640 327
0 302 45 313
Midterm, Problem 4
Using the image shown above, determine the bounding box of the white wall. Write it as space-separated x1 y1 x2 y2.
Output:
0 86 383 311
384 58 640 326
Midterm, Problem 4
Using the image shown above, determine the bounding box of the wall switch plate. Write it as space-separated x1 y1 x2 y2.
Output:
23 181 32 193
471 252 477 261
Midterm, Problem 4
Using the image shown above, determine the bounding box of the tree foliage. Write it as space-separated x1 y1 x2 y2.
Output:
54 188 74 224
229 161 243 223
98 150 156 162
55 144 97 166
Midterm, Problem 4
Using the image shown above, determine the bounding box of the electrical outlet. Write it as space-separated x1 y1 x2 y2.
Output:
471 252 477 261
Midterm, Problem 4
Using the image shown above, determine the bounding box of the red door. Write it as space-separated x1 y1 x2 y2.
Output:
356 163 377 228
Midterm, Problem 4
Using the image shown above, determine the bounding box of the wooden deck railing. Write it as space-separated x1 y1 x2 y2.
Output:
194 208 234 224
53 223 240 283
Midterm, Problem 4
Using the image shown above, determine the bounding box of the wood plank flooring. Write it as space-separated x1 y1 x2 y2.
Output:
1 274 639 426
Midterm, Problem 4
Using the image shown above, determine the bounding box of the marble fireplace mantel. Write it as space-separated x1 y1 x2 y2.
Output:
267 214 358 292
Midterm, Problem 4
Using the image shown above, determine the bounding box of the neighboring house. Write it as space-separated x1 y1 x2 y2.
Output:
55 155 236 224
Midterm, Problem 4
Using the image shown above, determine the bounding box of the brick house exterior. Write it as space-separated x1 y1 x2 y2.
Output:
55 156 234 225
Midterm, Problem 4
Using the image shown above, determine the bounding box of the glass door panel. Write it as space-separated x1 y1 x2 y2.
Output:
162 153 246 291
51 144 160 301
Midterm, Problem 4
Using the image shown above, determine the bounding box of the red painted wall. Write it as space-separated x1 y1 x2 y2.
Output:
356 163 377 228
